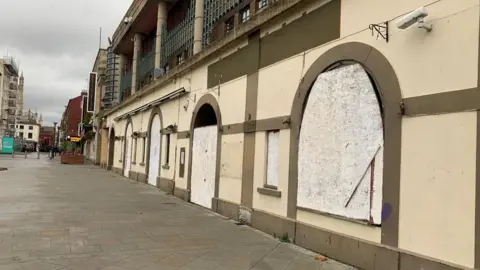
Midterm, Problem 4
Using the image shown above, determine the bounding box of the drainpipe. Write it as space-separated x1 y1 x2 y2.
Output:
193 0 205 54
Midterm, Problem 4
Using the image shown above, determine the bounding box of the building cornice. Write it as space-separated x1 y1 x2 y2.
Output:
102 0 311 118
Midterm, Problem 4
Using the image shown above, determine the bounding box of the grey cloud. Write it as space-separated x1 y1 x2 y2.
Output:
0 0 132 126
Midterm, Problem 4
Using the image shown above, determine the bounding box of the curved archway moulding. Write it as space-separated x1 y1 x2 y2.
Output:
123 116 134 177
289 42 402 247
145 106 164 186
186 94 223 208
107 126 116 170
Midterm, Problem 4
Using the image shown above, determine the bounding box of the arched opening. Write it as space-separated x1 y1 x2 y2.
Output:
147 113 162 186
107 127 115 170
188 95 222 209
297 63 384 224
123 120 133 178
289 42 402 246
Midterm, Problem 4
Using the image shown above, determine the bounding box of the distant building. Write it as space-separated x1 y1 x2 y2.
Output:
14 119 40 143
39 126 55 151
0 56 21 137
60 91 87 141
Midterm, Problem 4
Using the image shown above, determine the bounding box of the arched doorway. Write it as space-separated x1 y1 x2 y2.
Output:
297 63 384 223
188 94 222 209
147 110 162 186
289 42 402 246
107 127 115 170
123 118 133 178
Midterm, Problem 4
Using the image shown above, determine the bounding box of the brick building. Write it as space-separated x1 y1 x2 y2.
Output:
60 91 87 141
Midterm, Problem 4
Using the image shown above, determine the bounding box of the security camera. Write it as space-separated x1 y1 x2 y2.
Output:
396 7 432 32
123 17 132 25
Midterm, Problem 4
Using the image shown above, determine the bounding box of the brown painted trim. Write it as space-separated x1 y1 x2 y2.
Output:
137 172 147 183
248 208 467 270
403 87 480 116
251 209 296 242
289 42 403 247
294 220 468 270
257 187 281 198
212 197 240 221
128 171 138 181
145 106 164 182
223 116 292 135
138 131 148 138
187 94 223 205
240 32 260 210
112 167 122 175
255 116 290 132
160 126 178 135
259 0 341 69
158 177 174 194
174 186 189 201
122 116 134 176
476 13 480 268
107 127 115 170
177 131 190 139
222 123 244 135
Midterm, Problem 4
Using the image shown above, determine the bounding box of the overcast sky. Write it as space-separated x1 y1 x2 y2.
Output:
0 0 132 126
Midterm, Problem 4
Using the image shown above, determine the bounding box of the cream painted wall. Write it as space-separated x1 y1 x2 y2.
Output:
160 133 176 180
130 113 144 173
254 1 478 125
399 112 477 268
112 121 125 169
253 129 290 216
100 129 108 165
257 56 303 119
175 138 189 189
102 1 480 265
297 209 381 243
218 77 247 125
218 134 244 204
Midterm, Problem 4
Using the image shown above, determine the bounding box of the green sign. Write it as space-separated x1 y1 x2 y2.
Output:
1 137 14 154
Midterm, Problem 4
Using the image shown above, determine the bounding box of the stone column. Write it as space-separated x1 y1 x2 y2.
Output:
155 2 168 70
131 33 142 94
193 0 205 54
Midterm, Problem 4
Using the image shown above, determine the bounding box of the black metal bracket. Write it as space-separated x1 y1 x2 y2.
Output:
369 21 389 42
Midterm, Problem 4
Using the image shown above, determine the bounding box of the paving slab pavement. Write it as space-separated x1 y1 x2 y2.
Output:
0 154 358 270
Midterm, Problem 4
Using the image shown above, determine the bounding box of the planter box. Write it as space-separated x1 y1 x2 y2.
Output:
61 154 84 165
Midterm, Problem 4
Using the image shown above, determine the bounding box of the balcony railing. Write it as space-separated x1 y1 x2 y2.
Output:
120 70 132 101
137 50 155 83
161 6 195 67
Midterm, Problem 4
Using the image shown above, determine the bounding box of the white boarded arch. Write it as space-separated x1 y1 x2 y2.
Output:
124 123 133 177
297 63 383 224
191 126 217 209
148 115 161 186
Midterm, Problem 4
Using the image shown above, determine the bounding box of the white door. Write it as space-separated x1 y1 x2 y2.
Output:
191 126 217 209
148 115 161 186
124 123 133 177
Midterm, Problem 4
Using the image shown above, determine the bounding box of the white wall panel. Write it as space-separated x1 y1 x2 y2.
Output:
191 126 218 209
297 64 383 222
266 131 280 187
